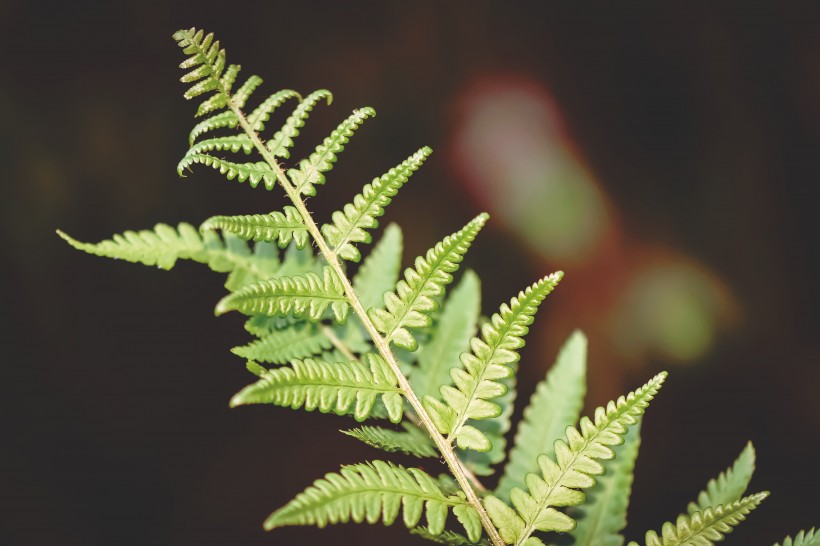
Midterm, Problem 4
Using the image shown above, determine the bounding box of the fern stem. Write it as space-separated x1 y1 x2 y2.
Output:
320 324 357 361
224 96 505 546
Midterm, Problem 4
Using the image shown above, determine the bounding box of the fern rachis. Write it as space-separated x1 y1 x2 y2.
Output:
57 27 816 546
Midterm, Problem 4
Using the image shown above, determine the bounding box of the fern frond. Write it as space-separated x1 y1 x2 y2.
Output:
267 89 333 158
412 527 491 545
628 493 768 546
687 442 755 514
776 528 820 546
321 147 432 261
484 373 666 545
188 110 238 145
176 153 275 189
232 74 263 108
248 89 302 132
231 323 332 364
173 28 231 116
215 266 349 322
230 354 403 422
288 107 377 196
201 206 309 248
568 421 642 546
422 273 563 451
266 460 478 537
369 214 489 352
342 423 437 458
178 134 254 170
413 270 481 400
353 224 403 312
56 223 278 288
497 330 587 500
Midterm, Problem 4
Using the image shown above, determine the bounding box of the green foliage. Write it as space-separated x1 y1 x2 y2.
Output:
628 493 768 546
58 27 814 546
231 354 403 422
342 422 437 458
497 330 587 500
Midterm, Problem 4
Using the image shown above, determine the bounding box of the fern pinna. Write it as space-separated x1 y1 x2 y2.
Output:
57 27 816 546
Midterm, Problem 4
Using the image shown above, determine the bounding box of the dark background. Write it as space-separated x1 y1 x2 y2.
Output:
2 2 819 545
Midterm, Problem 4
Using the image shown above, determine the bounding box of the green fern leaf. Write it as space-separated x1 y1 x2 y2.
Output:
368 214 488 352
497 330 587 500
176 153 275 189
484 373 666 545
413 270 481 401
288 107 376 196
178 134 254 173
353 224 404 312
412 527 491 545
265 460 475 536
215 266 349 322
776 528 820 546
568 421 642 546
321 147 432 261
687 442 755 514
231 323 332 364
628 493 768 546
173 28 233 116
232 74 263 108
342 423 437 458
188 110 238 145
56 223 279 290
200 206 309 248
248 89 302 132
267 89 333 158
231 354 403 422
422 273 563 450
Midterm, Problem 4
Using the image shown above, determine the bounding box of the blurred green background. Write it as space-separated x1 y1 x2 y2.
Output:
2 2 819 544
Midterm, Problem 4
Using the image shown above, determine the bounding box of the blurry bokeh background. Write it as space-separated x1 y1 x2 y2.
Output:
2 2 819 544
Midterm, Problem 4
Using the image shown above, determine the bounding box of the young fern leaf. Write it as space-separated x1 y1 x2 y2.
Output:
353 224 403 312
267 89 333 158
422 273 564 452
56 223 279 290
215 266 348 322
200 206 309 248
687 442 755 514
497 330 587 501
484 373 666 546
231 323 332 364
342 423 438 458
369 213 489 352
176 154 275 188
265 460 479 537
412 270 481 401
232 74 263 108
776 528 820 546
322 147 432 262
288 107 377 196
230 354 403 422
178 134 254 170
628 492 768 546
174 28 228 110
248 89 301 132
568 421 642 546
188 110 237 145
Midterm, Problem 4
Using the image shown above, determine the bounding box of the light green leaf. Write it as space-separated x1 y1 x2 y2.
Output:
230 354 401 422
342 423 437 458
412 527 490 545
232 74 263 108
248 89 301 132
231 323 332 364
200 206 309 248
630 492 768 546
215 266 348 322
687 442 756 514
267 89 333 158
322 147 431 261
177 153 276 189
497 330 587 500
353 224 403 312
776 528 820 546
368 214 488 351
265 460 470 535
188 110 238 145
